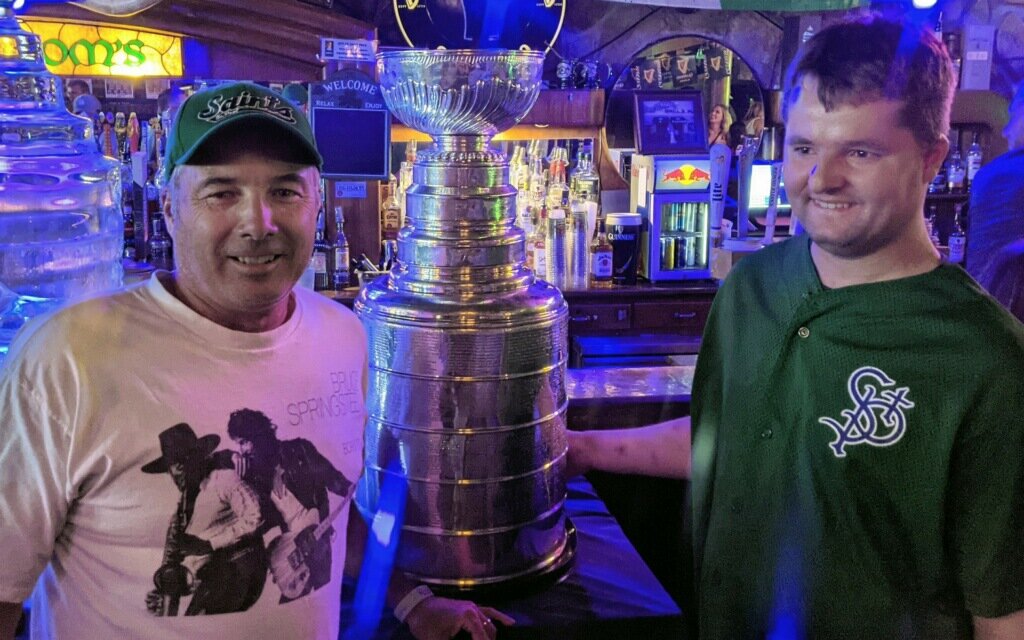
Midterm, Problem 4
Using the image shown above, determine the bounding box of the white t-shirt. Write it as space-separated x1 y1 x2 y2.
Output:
0 274 367 639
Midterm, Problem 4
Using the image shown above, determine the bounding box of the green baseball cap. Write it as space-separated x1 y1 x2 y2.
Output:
162 82 322 184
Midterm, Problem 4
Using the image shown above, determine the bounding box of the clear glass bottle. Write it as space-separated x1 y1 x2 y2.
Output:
399 142 416 225
147 216 174 271
946 132 966 194
531 205 548 280
312 210 329 291
947 204 966 265
379 238 398 272
966 132 983 188
332 206 350 290
546 158 570 213
528 156 547 213
570 140 601 240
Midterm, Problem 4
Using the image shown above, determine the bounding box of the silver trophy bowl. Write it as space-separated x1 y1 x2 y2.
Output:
376 49 544 138
356 49 574 593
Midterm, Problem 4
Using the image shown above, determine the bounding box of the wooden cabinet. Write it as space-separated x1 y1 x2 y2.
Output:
633 299 712 332
568 303 631 331
563 283 717 367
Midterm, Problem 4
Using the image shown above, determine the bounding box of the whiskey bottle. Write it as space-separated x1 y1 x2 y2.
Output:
331 206 350 290
947 204 966 265
312 210 329 291
590 221 613 285
381 176 402 242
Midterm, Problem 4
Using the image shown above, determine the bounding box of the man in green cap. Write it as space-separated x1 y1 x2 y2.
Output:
568 15 1024 640
0 82 511 640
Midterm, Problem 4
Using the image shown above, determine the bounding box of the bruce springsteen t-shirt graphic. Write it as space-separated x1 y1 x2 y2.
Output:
141 408 354 617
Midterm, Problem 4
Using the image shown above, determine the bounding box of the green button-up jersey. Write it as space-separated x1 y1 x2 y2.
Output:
691 235 1024 639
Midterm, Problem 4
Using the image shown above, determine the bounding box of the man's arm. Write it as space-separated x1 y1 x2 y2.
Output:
0 602 22 640
566 415 691 479
344 507 512 640
974 610 1024 640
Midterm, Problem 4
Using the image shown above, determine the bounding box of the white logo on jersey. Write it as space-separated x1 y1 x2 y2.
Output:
818 366 914 458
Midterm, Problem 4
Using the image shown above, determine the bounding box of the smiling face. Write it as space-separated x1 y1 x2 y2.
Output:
163 132 320 332
783 77 947 269
709 105 724 128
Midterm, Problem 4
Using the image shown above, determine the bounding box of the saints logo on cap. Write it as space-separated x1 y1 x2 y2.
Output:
197 89 297 125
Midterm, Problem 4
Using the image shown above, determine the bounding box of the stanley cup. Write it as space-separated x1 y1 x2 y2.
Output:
355 50 574 590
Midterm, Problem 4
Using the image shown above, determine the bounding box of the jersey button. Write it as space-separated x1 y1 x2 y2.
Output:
760 428 773 439
797 326 810 338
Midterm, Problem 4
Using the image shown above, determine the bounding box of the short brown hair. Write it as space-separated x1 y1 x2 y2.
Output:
783 15 955 147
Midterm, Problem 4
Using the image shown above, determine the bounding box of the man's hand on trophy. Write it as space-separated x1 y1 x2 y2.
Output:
406 597 514 640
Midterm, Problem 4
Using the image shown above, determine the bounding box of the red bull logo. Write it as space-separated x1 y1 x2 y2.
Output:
662 164 711 186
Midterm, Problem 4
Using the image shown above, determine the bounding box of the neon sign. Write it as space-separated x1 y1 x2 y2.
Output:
19 18 183 77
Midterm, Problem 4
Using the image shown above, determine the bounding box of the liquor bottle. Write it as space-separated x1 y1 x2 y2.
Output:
379 239 398 272
398 142 416 225
528 156 547 213
947 204 966 265
120 145 136 260
570 140 601 239
331 206 350 290
381 175 401 242
944 32 962 89
123 208 136 261
147 216 173 271
512 145 532 234
531 205 548 279
312 210 329 291
589 220 613 285
546 152 570 213
946 140 966 194
966 132 983 187
926 204 941 249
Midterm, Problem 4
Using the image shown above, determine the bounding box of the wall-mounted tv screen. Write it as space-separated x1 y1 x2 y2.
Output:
633 90 707 155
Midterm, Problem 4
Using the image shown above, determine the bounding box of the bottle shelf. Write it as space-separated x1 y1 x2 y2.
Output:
925 192 970 202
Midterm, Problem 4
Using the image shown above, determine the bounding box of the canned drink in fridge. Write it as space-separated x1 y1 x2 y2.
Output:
684 236 697 267
660 236 676 270
664 204 678 233
684 203 697 233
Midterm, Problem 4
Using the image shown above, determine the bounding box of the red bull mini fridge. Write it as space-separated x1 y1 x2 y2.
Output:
629 153 712 281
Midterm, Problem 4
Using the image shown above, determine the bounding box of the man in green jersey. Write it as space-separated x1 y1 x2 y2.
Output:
569 15 1024 639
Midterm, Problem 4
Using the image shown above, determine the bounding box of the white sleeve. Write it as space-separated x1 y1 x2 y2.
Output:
0 344 75 602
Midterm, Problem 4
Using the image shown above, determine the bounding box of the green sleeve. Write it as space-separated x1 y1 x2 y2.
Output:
948 345 1024 618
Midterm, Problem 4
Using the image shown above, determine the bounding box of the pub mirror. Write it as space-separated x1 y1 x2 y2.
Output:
605 35 765 177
